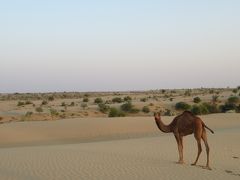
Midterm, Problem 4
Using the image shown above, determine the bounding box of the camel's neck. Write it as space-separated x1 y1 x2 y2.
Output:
155 117 172 133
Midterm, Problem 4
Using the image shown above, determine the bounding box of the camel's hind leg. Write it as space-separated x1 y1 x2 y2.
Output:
202 129 211 170
191 138 202 166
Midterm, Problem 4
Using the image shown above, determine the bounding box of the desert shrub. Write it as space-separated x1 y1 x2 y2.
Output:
83 97 89 102
94 98 103 104
232 89 238 94
161 89 166 94
164 109 175 116
193 97 201 103
70 102 75 106
184 90 191 96
211 95 219 104
175 102 191 111
227 96 239 104
191 105 209 115
121 102 133 112
25 100 33 105
112 97 123 103
123 96 132 102
130 108 140 113
25 111 33 117
140 98 147 102
0 117 3 120
149 103 154 106
202 102 219 113
41 100 48 105
48 96 54 101
35 107 43 113
17 101 25 106
108 108 125 117
49 108 59 119
142 106 150 113
169 97 174 101
98 103 110 113
219 103 237 113
61 102 66 106
81 103 88 109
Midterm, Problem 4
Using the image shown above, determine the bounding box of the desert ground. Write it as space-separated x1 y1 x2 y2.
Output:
0 88 239 179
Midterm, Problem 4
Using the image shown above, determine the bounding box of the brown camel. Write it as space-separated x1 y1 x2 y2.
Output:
154 111 214 170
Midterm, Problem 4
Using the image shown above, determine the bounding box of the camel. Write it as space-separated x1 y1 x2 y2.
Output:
154 111 214 170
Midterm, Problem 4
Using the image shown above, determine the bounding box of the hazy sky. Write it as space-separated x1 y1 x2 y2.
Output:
1 0 240 93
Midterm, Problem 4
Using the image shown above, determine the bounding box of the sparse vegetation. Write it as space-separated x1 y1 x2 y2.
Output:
98 103 110 113
175 102 191 111
17 101 25 106
81 103 88 109
48 96 54 101
112 97 123 103
35 107 43 113
142 106 150 113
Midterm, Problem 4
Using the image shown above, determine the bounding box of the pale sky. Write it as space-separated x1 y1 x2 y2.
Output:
1 0 240 93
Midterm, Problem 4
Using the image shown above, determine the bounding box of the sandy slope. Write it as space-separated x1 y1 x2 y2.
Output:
0 114 239 180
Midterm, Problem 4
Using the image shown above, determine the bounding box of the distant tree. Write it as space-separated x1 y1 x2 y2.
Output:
41 100 48 105
48 96 54 101
123 96 132 102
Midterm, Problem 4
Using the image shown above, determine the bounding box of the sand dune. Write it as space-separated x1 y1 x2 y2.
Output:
0 113 239 180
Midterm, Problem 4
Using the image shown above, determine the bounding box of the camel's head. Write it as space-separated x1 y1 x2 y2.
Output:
154 112 161 120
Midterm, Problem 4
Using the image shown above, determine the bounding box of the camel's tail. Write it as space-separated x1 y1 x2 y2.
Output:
203 123 214 134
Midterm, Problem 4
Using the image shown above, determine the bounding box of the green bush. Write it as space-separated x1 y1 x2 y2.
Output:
48 96 54 101
41 100 48 105
142 106 150 113
108 108 125 117
98 103 110 113
83 97 89 102
193 97 201 103
121 102 133 112
112 97 123 103
25 100 33 105
94 98 103 104
219 103 237 112
17 101 25 106
202 102 219 113
175 102 191 111
123 96 132 102
191 104 209 115
228 96 239 104
140 98 147 102
232 89 238 94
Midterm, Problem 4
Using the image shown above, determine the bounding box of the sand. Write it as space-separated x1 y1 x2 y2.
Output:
0 113 239 180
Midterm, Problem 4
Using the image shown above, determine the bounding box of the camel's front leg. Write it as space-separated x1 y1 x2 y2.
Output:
175 135 184 164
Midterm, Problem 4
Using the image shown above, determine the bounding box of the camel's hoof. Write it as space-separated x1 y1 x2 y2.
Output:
176 161 184 164
202 166 212 170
